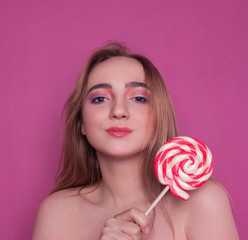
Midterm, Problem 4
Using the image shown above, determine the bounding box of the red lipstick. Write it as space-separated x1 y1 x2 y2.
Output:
106 126 133 138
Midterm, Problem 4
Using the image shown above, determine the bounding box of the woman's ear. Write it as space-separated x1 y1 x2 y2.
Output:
81 124 86 135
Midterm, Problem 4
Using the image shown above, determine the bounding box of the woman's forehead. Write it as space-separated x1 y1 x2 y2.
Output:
88 56 145 85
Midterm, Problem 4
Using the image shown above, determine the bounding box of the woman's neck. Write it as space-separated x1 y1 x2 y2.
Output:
97 153 148 208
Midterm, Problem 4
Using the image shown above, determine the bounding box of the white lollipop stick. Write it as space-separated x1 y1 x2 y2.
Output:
145 186 169 216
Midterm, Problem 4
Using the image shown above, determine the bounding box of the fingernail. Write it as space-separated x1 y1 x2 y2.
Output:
144 227 149 234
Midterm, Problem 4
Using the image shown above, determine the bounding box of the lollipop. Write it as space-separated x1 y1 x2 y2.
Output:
145 136 213 216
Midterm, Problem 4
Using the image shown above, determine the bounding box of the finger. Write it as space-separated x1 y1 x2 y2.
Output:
104 218 141 238
101 227 135 240
115 208 149 234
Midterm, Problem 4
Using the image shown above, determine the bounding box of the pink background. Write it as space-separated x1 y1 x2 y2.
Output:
0 1 247 239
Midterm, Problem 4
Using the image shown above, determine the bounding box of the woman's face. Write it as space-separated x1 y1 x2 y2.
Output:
82 57 154 160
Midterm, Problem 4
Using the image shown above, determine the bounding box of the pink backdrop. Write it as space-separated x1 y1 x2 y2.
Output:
1 1 247 239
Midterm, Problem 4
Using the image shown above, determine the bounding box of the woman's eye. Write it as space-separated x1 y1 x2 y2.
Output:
91 96 108 104
132 96 148 103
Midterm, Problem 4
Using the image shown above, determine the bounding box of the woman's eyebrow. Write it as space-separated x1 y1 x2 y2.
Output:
87 81 150 94
125 82 150 90
87 83 112 94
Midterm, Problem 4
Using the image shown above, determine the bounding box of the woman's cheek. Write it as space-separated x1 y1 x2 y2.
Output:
129 102 150 115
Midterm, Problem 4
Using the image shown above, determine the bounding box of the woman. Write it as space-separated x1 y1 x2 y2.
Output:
32 43 239 239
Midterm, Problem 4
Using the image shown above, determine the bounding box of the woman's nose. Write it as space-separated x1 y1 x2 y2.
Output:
109 99 130 120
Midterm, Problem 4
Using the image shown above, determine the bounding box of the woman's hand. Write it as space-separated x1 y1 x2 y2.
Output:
100 207 149 240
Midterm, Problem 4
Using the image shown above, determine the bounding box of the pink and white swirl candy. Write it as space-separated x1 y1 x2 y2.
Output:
154 136 213 200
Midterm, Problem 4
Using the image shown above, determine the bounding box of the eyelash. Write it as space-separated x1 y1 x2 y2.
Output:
91 96 109 104
131 96 148 103
90 95 149 104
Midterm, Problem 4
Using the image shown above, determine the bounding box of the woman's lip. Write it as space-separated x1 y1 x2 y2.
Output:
106 127 133 138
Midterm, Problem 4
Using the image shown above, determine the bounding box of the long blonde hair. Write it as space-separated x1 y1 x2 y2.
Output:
53 43 178 202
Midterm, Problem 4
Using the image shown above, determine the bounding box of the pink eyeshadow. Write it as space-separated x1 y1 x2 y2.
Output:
87 90 113 101
127 89 151 98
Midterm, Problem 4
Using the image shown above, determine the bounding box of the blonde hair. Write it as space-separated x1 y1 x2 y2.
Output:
53 43 178 203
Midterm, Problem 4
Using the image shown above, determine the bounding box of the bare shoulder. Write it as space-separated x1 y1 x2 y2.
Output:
35 188 83 218
186 179 230 210
183 179 239 240
32 187 98 240
35 185 99 216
